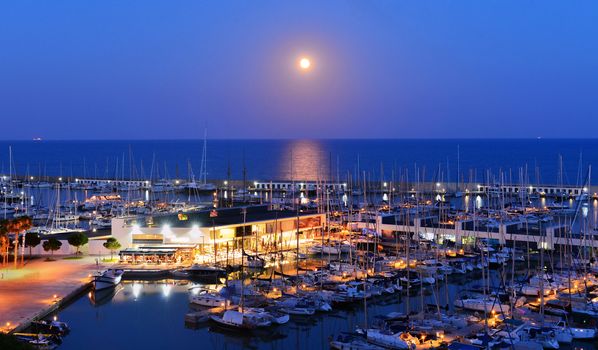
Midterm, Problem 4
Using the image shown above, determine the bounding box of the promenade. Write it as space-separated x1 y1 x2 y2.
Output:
0 256 108 333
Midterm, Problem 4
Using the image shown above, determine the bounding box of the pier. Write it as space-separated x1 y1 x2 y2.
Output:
0 257 103 333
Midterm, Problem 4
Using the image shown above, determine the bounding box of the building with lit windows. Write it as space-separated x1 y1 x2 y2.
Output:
110 205 325 263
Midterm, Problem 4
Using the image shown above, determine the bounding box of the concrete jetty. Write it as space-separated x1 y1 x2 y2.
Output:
0 256 107 333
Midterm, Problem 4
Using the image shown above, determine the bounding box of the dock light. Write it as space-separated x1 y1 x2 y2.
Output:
53 294 57 299
88 274 92 278
302 284 306 289
221 302 225 307
30 176 34 180
436 183 441 187
53 316 57 321
224 180 228 185
6 322 10 327
383 182 388 187
58 177 62 181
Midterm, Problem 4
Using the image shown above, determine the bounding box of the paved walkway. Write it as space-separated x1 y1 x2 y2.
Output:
0 256 109 333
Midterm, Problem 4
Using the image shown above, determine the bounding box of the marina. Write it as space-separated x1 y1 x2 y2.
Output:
3 165 598 349
2 0 598 348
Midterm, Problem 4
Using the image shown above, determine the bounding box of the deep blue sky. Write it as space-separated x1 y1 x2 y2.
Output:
1 1 597 140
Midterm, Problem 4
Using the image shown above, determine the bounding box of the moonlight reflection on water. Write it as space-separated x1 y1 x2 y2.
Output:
279 140 330 182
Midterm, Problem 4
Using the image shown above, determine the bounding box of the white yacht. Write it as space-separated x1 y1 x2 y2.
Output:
454 297 511 314
93 269 124 291
190 290 229 308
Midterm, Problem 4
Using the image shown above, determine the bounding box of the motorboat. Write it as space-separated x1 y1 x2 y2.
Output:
243 255 265 269
330 333 385 350
172 264 226 282
365 329 417 350
190 290 230 308
454 297 511 314
93 269 124 291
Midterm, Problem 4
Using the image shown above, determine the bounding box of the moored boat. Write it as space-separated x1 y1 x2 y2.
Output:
93 269 124 291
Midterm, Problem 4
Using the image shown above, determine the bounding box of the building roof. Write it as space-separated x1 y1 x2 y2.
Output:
149 205 320 228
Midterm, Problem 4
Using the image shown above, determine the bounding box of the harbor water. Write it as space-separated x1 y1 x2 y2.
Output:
51 272 598 350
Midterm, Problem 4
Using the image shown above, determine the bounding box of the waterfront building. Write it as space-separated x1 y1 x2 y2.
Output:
111 205 325 263
354 208 598 251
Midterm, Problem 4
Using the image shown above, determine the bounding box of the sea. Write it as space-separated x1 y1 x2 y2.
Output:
1 139 598 184
6 139 598 349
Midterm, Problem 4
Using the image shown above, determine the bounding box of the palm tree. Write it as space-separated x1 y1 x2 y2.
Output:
19 217 32 266
0 219 8 266
9 219 19 269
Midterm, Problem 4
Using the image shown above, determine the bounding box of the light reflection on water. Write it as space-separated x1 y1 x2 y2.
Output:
53 275 597 350
54 279 458 350
279 140 329 182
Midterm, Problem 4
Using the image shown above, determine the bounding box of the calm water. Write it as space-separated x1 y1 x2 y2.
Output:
1 139 597 183
51 272 598 350
56 278 463 350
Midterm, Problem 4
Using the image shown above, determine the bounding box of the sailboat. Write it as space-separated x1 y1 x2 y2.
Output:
186 129 216 192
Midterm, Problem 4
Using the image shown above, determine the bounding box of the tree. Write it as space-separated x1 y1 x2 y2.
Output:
4 216 33 268
0 219 8 266
103 237 121 260
18 217 32 266
67 232 89 255
8 218 18 268
24 232 41 257
42 238 62 259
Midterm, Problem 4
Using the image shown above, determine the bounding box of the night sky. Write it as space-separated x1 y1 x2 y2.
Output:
1 1 597 140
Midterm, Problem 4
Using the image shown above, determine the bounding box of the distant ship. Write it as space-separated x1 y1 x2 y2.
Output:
32 137 42 141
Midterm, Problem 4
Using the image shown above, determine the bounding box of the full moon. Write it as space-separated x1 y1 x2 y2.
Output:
299 57 311 70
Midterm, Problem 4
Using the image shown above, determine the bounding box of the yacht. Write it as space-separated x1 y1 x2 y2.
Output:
93 269 124 291
365 329 417 350
190 290 229 308
454 296 511 314
172 264 227 282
